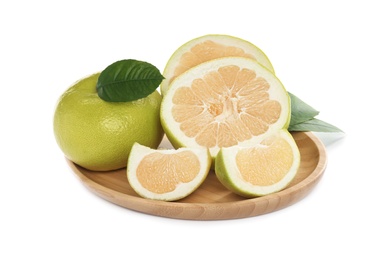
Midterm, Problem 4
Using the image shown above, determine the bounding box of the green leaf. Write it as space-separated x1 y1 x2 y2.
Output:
288 92 343 132
96 59 164 102
289 118 344 132
289 92 319 125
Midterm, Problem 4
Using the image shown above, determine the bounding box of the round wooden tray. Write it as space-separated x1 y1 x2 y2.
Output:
67 131 327 220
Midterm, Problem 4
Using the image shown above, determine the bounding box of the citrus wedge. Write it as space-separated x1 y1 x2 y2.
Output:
215 130 301 197
127 143 211 201
161 34 274 95
160 57 290 158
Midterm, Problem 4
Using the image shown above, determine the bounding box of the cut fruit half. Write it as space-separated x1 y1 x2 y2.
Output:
215 130 301 197
127 143 211 201
160 57 290 158
161 34 275 95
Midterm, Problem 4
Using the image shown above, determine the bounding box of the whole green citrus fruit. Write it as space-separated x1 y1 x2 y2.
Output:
53 73 164 171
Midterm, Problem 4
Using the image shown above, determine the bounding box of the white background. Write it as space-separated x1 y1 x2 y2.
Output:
1 0 383 259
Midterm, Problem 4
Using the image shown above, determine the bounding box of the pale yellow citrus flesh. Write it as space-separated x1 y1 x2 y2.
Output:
127 143 211 201
171 40 255 84
236 136 294 186
171 64 281 148
214 130 300 197
136 151 200 194
161 34 275 95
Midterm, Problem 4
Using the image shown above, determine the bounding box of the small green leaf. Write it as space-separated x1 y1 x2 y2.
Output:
97 59 164 102
289 92 319 125
289 118 344 132
288 92 343 133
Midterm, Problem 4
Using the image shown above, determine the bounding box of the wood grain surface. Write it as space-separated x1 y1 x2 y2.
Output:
67 131 327 220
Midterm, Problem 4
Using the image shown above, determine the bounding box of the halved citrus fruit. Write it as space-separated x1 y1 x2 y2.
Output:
161 34 275 95
127 143 211 201
215 130 300 197
160 57 290 158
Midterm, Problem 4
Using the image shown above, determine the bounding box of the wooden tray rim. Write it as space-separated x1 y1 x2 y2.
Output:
67 131 327 220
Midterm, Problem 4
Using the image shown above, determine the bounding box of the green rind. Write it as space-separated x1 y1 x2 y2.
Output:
159 102 184 150
54 73 164 171
284 92 292 129
215 149 241 195
215 149 258 198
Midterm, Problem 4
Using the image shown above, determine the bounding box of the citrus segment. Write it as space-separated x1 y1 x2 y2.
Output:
160 57 290 158
161 34 275 95
214 130 300 197
127 143 211 201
